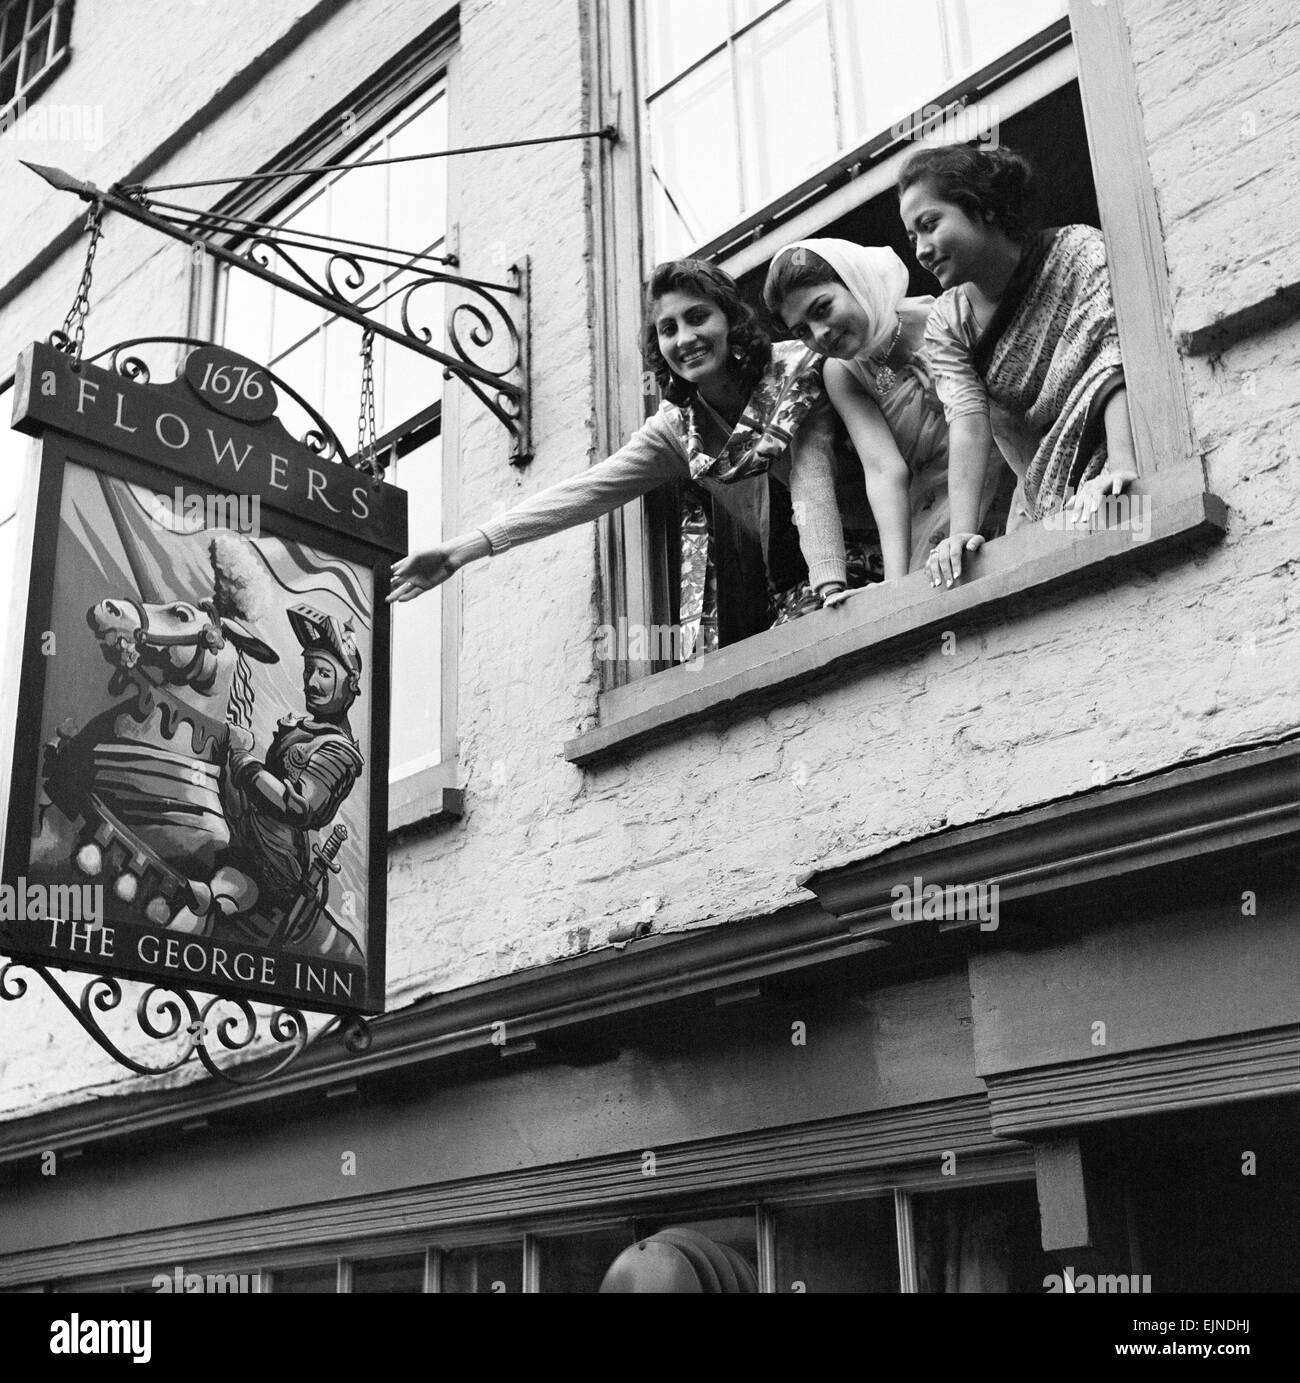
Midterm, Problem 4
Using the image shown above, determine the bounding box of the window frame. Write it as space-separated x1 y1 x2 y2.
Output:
578 0 1208 761
191 21 464 834
0 0 74 123
35 1163 1042 1294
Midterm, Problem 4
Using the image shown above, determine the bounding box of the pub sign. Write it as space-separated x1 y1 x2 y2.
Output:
0 341 407 1015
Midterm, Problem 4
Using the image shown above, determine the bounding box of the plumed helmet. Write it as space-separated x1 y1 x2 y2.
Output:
287 604 363 696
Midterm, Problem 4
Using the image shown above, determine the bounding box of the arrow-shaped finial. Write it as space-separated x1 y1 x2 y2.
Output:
20 161 100 198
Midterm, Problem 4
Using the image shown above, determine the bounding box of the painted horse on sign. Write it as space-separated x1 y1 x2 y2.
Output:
38 535 278 927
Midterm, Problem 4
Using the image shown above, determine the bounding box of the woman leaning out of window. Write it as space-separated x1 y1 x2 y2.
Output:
389 260 858 634
897 143 1138 589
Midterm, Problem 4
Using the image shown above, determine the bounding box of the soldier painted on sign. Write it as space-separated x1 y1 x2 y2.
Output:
222 605 365 966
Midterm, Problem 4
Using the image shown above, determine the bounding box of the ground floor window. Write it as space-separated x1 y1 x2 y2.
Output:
43 1169 1048 1294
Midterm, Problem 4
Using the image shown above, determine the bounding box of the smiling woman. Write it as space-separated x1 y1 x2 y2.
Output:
390 259 856 654
763 238 1003 582
897 144 1137 588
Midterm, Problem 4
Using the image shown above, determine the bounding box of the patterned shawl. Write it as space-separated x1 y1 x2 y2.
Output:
976 225 1125 519
668 342 825 661
667 342 826 483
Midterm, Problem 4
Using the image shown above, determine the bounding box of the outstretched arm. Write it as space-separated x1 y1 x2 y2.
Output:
824 361 911 582
388 416 685 603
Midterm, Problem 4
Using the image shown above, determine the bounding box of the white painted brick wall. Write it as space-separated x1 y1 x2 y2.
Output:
0 0 1296 1117
1126 0 1300 335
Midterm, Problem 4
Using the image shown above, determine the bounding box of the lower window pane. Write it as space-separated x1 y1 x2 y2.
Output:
912 1181 1051 1293
539 1227 636 1293
352 1253 425 1293
272 1263 338 1293
441 1244 522 1294
772 1197 900 1293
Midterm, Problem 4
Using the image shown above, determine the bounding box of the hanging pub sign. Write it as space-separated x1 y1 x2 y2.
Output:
0 339 406 1016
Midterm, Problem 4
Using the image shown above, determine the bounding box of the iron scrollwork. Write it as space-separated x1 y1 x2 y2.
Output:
0 958 371 1086
24 161 538 465
238 234 533 465
78 335 350 463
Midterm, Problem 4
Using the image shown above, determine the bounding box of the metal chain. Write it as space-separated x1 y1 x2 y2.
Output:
57 201 104 366
357 328 381 477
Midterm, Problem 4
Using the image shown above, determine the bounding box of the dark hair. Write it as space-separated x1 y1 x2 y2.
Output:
896 144 1038 243
641 258 772 406
762 247 843 317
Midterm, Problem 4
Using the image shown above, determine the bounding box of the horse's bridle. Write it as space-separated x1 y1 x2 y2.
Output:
107 598 227 682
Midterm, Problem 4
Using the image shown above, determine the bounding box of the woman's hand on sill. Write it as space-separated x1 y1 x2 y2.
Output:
926 532 985 589
1066 469 1140 524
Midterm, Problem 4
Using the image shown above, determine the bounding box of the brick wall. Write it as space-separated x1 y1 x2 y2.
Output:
1126 0 1300 336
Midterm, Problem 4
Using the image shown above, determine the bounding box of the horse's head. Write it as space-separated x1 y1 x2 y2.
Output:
88 596 277 697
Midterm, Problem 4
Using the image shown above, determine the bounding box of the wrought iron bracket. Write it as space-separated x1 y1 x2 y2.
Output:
0 958 372 1087
23 161 534 465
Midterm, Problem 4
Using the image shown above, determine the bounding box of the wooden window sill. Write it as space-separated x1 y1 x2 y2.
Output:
565 475 1227 767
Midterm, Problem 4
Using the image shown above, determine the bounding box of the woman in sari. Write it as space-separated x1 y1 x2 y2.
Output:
389 259 851 641
763 238 1003 590
896 143 1138 589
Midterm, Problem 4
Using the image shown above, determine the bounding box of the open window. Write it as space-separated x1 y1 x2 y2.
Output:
200 28 462 830
640 0 1083 657
575 0 1206 760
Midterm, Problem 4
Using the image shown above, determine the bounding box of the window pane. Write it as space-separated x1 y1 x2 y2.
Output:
912 1181 1052 1293
388 434 442 774
955 0 1068 75
351 1253 425 1293
441 1243 522 1294
321 317 363 442
268 327 325 443
381 281 444 434
22 18 51 86
832 0 948 143
644 0 729 91
387 94 448 257
1 53 18 109
272 1263 338 1293
327 144 389 275
733 0 786 28
736 0 836 207
772 1197 900 1293
649 53 740 257
539 1228 636 1293
222 266 275 368
271 187 331 358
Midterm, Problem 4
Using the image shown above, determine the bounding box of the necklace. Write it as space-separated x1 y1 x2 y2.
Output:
871 316 905 395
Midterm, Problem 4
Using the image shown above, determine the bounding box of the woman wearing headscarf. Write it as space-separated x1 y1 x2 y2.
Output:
764 238 1001 585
